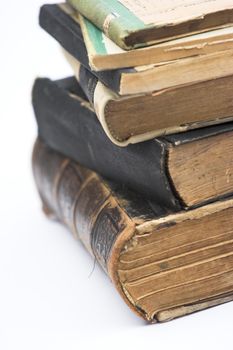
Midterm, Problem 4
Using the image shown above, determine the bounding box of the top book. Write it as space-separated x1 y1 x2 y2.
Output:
67 0 233 50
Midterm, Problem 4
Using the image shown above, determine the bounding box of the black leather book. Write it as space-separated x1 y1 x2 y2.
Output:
32 76 233 212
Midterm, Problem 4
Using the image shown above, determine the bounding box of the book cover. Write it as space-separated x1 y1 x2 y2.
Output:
32 76 233 211
63 59 233 146
64 45 233 95
78 7 233 71
40 4 233 95
67 0 233 49
33 138 233 322
39 3 132 94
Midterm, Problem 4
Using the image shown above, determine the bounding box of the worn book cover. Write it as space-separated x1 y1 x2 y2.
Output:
32 76 233 211
33 139 233 322
64 45 233 95
59 3 233 71
67 0 233 49
78 8 233 71
40 4 233 95
62 58 233 146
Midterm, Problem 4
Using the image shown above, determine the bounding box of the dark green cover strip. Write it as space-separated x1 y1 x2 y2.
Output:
67 0 145 49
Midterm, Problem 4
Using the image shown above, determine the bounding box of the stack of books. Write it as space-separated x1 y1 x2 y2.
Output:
32 0 233 323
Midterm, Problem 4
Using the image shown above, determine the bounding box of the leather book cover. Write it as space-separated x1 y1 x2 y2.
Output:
32 139 233 322
32 76 233 211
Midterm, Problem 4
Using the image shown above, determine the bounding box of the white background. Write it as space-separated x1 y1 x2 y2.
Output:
0 1 233 349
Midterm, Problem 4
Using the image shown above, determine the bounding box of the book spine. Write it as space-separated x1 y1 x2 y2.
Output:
63 52 130 146
39 4 91 70
32 77 181 211
67 0 129 49
32 139 146 318
78 64 98 104
32 139 134 272
39 4 129 94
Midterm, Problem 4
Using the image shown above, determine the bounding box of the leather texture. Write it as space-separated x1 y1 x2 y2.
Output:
32 139 233 322
32 139 163 270
32 77 181 211
33 139 127 271
32 77 233 211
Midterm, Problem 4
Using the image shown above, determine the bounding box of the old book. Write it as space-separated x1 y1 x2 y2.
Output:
62 59 233 146
32 76 233 211
64 46 233 96
67 0 233 50
40 4 233 95
45 3 233 71
33 138 233 322
79 12 233 71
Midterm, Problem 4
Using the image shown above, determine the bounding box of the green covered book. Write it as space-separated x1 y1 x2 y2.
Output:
79 13 233 71
67 0 233 50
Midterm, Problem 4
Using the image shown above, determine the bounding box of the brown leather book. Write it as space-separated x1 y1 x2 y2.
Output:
33 139 233 323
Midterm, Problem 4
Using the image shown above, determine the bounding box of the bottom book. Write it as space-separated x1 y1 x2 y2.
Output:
33 139 233 323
